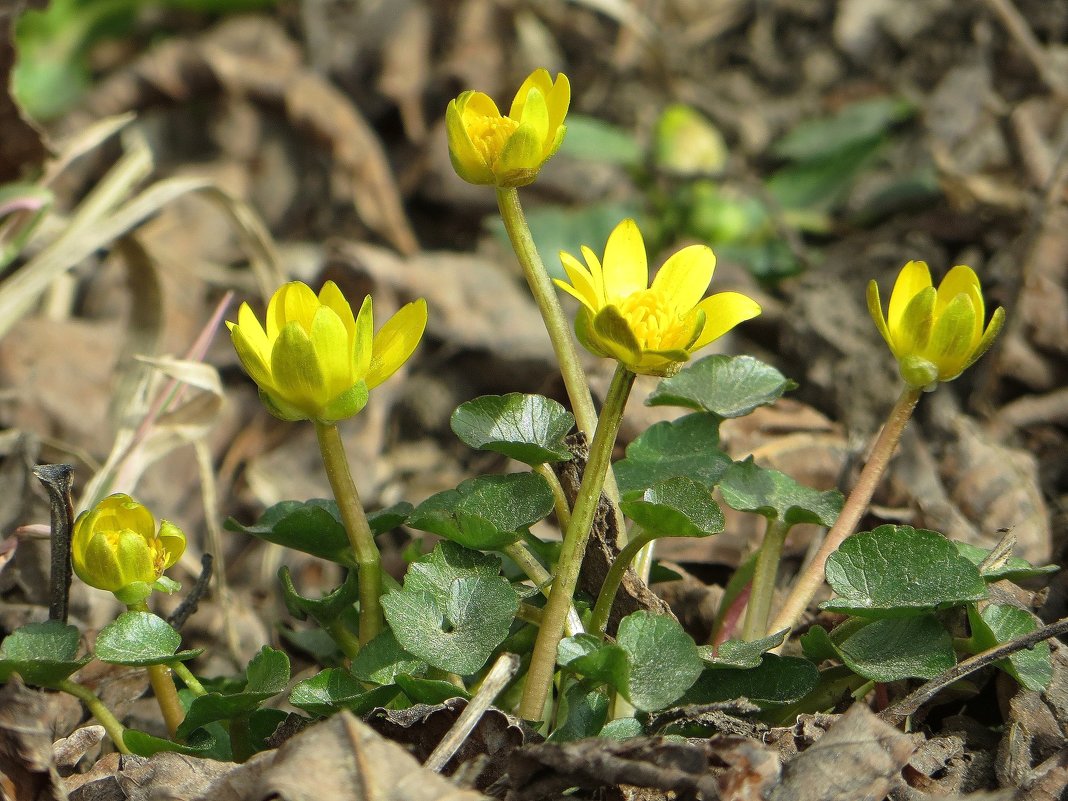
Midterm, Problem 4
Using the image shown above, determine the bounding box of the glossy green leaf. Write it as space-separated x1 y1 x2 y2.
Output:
614 413 731 497
954 542 1059 583
968 604 1052 692
699 629 788 670
94 611 202 666
396 675 471 704
599 718 645 739
226 500 411 567
818 617 956 681
278 566 360 627
548 683 610 742
123 728 217 758
381 542 519 675
619 477 724 538
682 654 820 706
351 629 426 685
823 525 987 618
451 393 575 465
0 621 89 686
407 474 555 550
289 669 399 716
647 356 795 417
176 646 290 739
718 457 842 527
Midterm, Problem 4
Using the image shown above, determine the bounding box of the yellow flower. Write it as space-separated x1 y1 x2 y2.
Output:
72 494 186 605
867 260 1005 389
554 219 762 376
446 69 570 188
228 281 428 423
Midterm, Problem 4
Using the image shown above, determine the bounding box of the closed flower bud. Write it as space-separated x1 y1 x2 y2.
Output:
446 69 570 188
228 281 428 423
867 260 1005 390
71 494 186 606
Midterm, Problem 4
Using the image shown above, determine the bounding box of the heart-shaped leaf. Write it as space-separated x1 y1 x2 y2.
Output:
718 457 842 527
382 542 519 675
823 525 987 618
614 413 732 496
396 675 471 704
226 500 411 566
451 393 575 465
94 611 202 666
647 355 795 417
0 621 89 687
177 646 290 739
968 604 1052 692
351 629 426 685
619 477 725 538
682 654 819 706
803 617 956 682
548 683 610 743
289 668 399 716
699 629 788 670
407 474 555 550
954 542 1059 583
124 728 217 758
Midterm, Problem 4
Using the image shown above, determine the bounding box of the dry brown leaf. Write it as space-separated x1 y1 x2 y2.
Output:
0 679 68 801
378 4 432 143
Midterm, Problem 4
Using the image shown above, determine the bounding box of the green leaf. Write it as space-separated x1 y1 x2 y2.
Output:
0 621 89 687
799 625 840 663
968 604 1052 692
548 683 610 742
823 525 987 618
381 542 519 675
768 137 884 213
396 675 471 704
94 612 202 666
953 542 1059 583
289 669 399 716
226 499 411 567
619 477 724 538
682 655 820 706
772 97 915 161
351 629 426 685
560 114 643 167
278 566 360 627
718 458 842 527
699 630 788 669
451 393 575 465
123 728 217 758
614 413 731 496
559 613 704 712
647 356 796 417
831 617 956 681
407 474 555 551
599 718 645 739
176 647 290 739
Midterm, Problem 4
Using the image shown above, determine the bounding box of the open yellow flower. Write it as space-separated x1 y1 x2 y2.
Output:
554 219 762 376
228 281 428 423
867 260 1005 389
446 69 570 188
72 494 186 605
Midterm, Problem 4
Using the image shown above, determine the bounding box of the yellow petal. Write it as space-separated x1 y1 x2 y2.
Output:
446 95 495 185
231 317 276 392
509 69 554 121
94 494 154 540
866 280 895 355
602 219 648 302
366 298 428 389
265 283 287 339
887 260 932 336
558 251 599 310
544 74 570 143
961 305 1006 373
895 285 936 355
157 520 187 569
650 244 716 313
513 85 549 144
692 292 762 349
271 321 325 418
937 265 983 345
310 306 355 399
318 281 356 338
282 281 322 332
462 90 503 119
925 293 977 379
580 245 607 306
496 119 545 186
352 295 374 379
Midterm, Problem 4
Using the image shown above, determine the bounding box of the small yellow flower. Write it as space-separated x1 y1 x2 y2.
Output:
554 219 762 376
867 260 1006 389
72 494 186 605
446 69 570 188
228 282 428 423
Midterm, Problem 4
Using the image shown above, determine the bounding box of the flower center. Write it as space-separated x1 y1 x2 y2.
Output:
617 290 692 350
467 114 518 165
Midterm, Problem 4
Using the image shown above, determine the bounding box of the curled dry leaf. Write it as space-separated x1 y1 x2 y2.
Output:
0 678 67 801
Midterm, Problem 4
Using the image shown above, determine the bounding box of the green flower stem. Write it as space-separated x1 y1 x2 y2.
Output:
589 527 660 638
128 602 184 737
314 421 384 645
768 385 923 638
57 678 131 755
171 661 207 697
519 365 636 721
741 518 792 642
326 618 361 660
504 541 583 636
533 463 572 531
495 187 627 541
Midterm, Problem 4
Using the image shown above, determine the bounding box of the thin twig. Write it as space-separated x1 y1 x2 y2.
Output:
424 653 520 773
880 615 1068 725
33 464 75 623
167 553 214 630
982 0 1068 98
